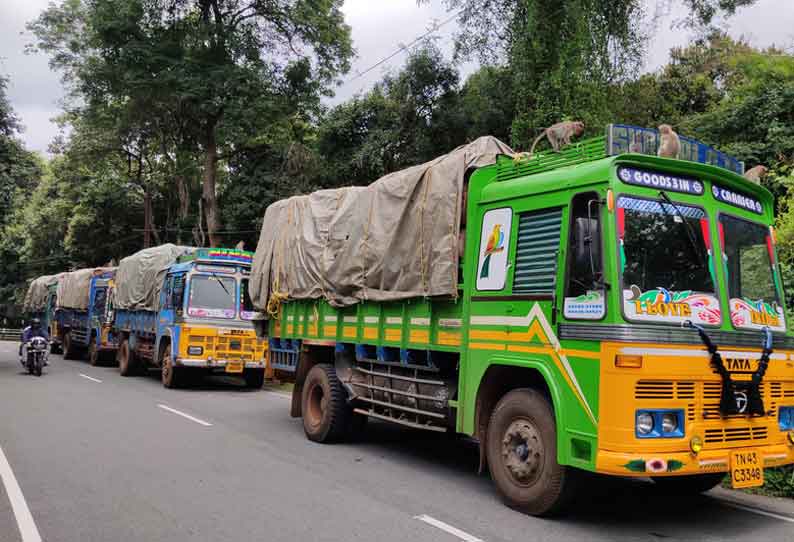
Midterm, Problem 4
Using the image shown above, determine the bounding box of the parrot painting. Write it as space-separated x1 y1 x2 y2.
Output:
479 224 505 279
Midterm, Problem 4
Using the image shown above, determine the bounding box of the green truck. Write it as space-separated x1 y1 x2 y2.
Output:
251 125 794 515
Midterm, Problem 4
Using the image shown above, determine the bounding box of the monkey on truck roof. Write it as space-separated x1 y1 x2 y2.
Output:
657 124 681 159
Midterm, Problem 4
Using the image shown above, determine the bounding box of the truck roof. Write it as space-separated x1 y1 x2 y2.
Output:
480 140 773 221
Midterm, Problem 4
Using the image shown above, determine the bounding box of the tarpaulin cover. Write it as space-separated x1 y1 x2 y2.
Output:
57 268 116 310
115 244 196 311
250 136 515 312
24 274 63 312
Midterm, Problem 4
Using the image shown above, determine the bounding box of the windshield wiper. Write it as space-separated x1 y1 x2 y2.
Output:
210 273 231 296
658 190 708 268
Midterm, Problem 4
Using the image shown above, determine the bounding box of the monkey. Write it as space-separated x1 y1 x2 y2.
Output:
529 120 585 156
743 165 768 184
657 124 680 159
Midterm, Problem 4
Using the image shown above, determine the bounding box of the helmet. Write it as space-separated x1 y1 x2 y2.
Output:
31 318 41 327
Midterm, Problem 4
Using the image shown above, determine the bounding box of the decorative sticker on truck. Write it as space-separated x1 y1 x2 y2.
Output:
187 307 236 319
730 298 786 332
563 291 605 320
712 184 763 215
623 287 721 325
476 208 512 291
617 166 704 196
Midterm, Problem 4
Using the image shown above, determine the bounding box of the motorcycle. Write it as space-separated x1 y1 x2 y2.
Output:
22 336 49 376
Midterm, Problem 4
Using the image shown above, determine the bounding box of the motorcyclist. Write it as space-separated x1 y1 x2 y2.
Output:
20 318 49 363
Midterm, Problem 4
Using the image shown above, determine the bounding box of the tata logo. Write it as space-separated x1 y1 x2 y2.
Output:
734 391 749 414
726 358 752 371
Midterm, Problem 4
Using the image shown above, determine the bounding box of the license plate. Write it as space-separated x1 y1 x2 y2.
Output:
225 361 244 373
730 449 764 489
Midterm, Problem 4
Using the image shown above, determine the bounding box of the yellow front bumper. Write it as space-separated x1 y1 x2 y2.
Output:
596 443 794 477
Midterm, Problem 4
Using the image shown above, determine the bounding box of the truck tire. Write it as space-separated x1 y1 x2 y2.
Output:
63 332 78 360
301 364 351 443
243 368 265 389
161 343 184 389
486 388 577 517
653 473 725 495
88 336 100 366
118 339 138 376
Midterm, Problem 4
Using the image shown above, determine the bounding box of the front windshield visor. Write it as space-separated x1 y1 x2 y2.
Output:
187 275 236 319
617 195 721 325
719 214 786 331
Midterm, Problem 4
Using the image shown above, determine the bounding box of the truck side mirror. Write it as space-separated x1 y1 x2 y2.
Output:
574 218 599 268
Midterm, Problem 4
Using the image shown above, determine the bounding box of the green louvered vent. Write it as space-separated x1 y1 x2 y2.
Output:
513 208 562 294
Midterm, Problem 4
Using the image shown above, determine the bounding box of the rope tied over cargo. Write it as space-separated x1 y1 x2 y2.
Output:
266 202 293 318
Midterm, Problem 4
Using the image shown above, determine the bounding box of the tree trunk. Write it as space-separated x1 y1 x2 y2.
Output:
143 189 161 248
202 124 222 248
175 173 190 245
143 189 153 248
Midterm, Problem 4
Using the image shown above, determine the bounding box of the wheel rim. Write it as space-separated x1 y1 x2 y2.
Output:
501 418 544 487
305 382 326 429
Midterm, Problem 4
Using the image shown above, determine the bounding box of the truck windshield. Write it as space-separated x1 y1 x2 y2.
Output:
617 196 721 325
92 287 107 314
720 214 786 331
187 275 236 319
239 278 256 320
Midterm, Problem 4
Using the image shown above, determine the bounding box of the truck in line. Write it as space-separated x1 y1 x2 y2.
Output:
54 268 118 364
252 126 794 515
24 268 117 363
23 273 62 353
113 245 268 388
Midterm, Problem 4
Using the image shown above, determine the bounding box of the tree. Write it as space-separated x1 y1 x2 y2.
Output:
29 0 354 247
0 75 44 320
317 43 464 186
612 32 754 128
458 66 515 142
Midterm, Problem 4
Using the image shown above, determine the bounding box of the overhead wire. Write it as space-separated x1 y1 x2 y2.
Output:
344 8 463 85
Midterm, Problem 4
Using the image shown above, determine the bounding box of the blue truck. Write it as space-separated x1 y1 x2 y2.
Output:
113 246 268 389
53 268 118 365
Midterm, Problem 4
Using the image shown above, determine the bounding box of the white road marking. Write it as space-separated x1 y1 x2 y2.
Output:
0 445 43 542
157 404 213 427
719 501 794 524
79 373 102 383
414 515 484 542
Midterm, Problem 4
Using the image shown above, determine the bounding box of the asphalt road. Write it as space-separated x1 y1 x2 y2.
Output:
1 340 793 542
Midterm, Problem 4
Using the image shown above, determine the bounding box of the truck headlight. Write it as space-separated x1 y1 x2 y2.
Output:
636 410 684 438
779 406 794 431
636 412 654 435
187 346 203 356
662 412 679 434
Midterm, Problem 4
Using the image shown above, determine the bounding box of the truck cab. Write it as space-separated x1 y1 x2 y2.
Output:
116 248 268 388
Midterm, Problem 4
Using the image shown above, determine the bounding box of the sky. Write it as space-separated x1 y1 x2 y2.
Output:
0 0 793 155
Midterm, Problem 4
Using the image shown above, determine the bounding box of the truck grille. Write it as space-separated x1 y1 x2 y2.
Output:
704 426 768 444
634 379 792 448
188 335 262 361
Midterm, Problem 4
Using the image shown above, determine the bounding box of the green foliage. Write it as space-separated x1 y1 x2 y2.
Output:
317 43 464 186
429 0 646 148
28 0 354 247
761 467 794 498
